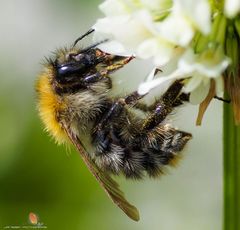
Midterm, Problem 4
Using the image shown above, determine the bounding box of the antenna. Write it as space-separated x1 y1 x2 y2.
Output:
72 28 95 47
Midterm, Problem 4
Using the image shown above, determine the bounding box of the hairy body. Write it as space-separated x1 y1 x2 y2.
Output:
36 30 192 220
36 47 191 179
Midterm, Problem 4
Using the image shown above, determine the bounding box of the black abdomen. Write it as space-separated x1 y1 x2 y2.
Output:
92 108 192 179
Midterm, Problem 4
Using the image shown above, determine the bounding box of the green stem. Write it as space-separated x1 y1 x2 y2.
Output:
223 103 240 230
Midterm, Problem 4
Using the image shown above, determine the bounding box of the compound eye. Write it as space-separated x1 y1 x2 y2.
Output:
56 62 85 83
54 51 97 83
58 63 77 75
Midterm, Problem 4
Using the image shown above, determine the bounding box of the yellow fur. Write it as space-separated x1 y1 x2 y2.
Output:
36 69 68 144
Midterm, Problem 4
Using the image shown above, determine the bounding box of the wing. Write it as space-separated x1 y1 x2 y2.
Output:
63 126 140 221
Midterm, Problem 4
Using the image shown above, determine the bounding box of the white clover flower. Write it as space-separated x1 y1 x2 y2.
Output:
224 0 240 18
93 0 211 67
93 0 240 113
92 0 240 125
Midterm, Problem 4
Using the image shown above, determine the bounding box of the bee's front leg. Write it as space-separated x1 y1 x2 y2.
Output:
82 71 108 84
105 56 134 73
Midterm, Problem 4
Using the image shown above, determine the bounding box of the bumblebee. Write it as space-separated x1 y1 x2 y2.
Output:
36 29 192 221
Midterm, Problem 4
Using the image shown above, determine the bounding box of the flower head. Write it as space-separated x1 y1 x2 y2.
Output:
93 0 240 124
93 0 211 66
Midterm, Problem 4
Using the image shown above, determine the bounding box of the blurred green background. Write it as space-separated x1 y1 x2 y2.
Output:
0 1 222 229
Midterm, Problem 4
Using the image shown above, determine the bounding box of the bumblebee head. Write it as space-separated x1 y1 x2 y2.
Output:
48 47 100 85
42 28 131 96
45 28 104 85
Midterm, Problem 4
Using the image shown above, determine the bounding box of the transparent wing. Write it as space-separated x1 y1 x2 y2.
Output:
64 127 140 221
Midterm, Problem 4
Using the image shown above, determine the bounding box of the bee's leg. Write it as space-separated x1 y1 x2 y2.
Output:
133 102 153 112
105 56 134 73
172 92 190 107
80 55 133 87
93 82 191 179
114 80 190 178
135 90 229 113
130 80 192 177
94 80 186 139
134 91 189 114
94 48 134 73
136 126 192 178
141 80 184 130
94 80 184 143
82 71 108 84
94 91 143 130
91 100 126 175
81 54 133 84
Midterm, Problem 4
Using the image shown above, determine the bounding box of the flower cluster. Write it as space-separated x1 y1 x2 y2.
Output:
93 0 240 124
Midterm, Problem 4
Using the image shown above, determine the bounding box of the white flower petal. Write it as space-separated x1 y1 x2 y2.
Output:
97 40 134 56
158 47 185 72
137 38 158 59
178 48 196 73
138 69 184 95
99 0 130 16
145 67 159 82
184 75 203 93
151 41 175 66
176 0 211 34
189 80 210 104
93 16 130 34
156 11 194 46
111 11 153 49
195 58 230 78
153 51 172 66
179 48 230 78
138 76 171 95
140 0 172 11
93 11 154 53
93 0 213 76
225 0 240 18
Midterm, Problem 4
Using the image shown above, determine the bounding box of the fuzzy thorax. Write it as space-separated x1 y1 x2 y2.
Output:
36 65 110 144
36 68 68 144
